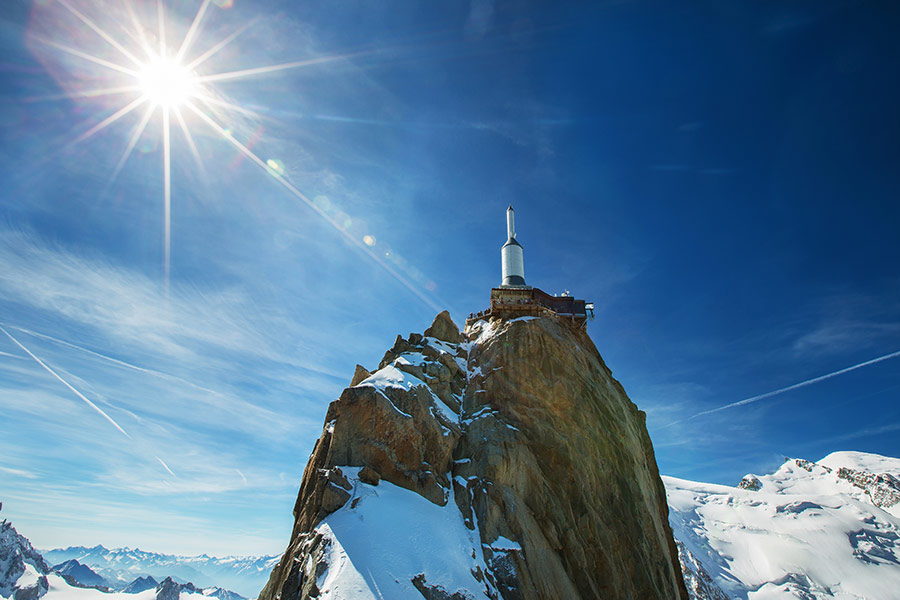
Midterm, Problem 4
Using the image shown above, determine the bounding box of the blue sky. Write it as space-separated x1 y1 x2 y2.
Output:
1 0 898 556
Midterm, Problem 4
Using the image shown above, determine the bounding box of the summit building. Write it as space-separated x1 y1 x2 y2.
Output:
467 206 593 328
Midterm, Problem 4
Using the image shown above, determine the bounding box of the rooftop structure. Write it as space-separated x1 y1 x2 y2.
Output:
467 207 594 329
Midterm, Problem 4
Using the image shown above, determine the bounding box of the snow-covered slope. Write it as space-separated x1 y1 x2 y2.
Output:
300 466 494 599
666 451 900 599
40 548 277 598
41 575 153 600
35 575 213 600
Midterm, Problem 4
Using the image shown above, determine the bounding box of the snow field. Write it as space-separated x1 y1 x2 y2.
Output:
665 451 900 599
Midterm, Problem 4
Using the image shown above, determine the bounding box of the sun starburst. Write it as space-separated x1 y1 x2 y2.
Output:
27 0 443 312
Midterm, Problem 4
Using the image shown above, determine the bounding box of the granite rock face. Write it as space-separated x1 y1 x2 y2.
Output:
261 313 687 600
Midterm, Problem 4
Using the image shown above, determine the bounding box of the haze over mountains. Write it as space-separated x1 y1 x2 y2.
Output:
39 547 278 599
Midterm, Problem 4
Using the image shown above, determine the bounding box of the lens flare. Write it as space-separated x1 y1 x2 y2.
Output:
29 0 446 312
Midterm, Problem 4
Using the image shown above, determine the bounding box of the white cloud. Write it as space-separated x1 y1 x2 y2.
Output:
793 319 900 355
0 465 38 479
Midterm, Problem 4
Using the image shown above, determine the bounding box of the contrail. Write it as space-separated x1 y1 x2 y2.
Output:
662 348 900 428
0 324 131 439
6 324 224 397
156 456 177 478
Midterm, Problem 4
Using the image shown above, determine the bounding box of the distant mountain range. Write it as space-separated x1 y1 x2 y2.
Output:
52 560 110 590
2 520 263 600
4 449 900 599
40 547 278 598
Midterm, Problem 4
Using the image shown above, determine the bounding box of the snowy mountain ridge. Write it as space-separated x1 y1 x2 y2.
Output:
51 560 110 591
40 546 278 598
2 520 255 600
666 450 900 599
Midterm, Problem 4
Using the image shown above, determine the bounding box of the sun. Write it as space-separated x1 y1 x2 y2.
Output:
28 0 440 311
136 55 200 108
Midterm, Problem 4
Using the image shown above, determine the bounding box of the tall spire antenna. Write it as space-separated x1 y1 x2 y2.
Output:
501 205 526 287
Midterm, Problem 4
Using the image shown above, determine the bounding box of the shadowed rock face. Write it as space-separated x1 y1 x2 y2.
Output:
261 311 687 600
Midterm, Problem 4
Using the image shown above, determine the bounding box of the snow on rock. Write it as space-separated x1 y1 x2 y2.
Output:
1 519 50 600
356 363 421 394
738 475 762 492
666 451 900 599
820 451 900 518
820 451 900 475
306 469 493 599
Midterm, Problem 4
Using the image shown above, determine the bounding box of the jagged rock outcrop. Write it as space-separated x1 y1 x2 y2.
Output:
348 365 370 387
835 466 900 512
0 519 50 600
778 457 900 513
674 542 730 600
737 474 761 491
156 577 183 600
261 313 687 600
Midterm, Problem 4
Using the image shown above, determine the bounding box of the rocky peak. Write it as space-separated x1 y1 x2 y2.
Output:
123 575 159 594
0 519 50 600
423 310 462 344
51 559 110 591
737 474 762 491
156 576 182 600
260 313 687 599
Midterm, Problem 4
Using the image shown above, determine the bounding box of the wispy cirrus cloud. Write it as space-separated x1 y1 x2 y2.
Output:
790 289 900 356
793 319 900 355
0 228 283 363
0 465 38 479
0 225 341 555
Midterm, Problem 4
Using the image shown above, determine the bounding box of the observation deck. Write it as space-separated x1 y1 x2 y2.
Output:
466 286 594 329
